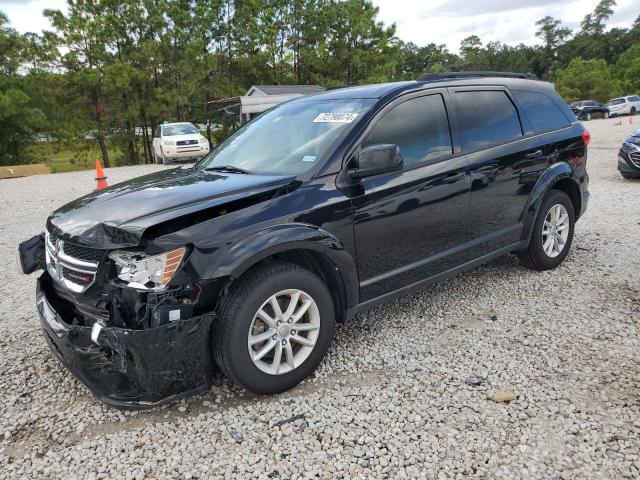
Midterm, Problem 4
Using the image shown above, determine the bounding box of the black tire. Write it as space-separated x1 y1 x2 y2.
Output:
519 190 575 271
213 262 335 394
604 112 609 119
585 112 592 121
631 107 637 116
154 153 163 164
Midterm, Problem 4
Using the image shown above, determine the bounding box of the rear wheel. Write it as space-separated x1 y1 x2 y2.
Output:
631 107 637 116
585 112 592 121
213 262 335 394
519 190 575 271
604 111 609 119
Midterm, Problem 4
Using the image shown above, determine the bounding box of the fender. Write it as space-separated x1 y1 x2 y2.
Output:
519 161 578 241
202 223 359 310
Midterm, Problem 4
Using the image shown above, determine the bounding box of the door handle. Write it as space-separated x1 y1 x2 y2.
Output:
443 172 466 184
525 150 544 159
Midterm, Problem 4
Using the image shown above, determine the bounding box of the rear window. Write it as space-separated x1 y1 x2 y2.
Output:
455 90 522 151
608 98 625 105
513 90 571 133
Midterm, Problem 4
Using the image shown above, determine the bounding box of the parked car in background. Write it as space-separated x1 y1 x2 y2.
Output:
570 100 609 120
618 129 640 179
607 96 640 117
19 72 590 409
152 122 210 164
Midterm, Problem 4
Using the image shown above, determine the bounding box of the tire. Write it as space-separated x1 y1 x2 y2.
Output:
622 174 639 180
585 112 592 121
519 190 575 271
604 112 609 119
631 107 637 116
154 153 163 164
213 262 336 394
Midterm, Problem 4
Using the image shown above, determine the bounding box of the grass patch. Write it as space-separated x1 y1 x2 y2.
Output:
26 141 145 173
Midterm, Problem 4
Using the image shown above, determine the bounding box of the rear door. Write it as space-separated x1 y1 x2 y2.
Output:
350 90 472 301
448 87 563 257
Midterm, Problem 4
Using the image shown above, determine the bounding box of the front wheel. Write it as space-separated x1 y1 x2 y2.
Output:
519 190 575 271
585 112 592 121
631 107 637 116
604 112 609 119
213 262 335 394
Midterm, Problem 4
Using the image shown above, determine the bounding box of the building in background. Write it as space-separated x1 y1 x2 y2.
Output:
210 85 325 124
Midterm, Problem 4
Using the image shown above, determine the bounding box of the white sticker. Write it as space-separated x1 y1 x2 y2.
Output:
302 155 317 162
313 112 359 123
169 309 181 321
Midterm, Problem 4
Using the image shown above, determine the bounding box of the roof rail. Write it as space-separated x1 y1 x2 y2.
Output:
417 71 539 81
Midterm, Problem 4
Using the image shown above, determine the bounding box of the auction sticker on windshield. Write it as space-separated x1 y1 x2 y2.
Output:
313 113 359 123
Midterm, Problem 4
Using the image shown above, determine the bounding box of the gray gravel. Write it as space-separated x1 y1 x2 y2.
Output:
1 118 640 479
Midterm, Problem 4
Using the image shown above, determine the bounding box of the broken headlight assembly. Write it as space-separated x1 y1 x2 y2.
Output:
108 246 187 291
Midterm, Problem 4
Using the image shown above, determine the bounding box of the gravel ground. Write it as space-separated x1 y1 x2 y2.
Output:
1 118 639 479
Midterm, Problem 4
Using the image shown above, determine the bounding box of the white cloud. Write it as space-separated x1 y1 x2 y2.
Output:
0 0 637 52
374 0 638 51
1 0 66 34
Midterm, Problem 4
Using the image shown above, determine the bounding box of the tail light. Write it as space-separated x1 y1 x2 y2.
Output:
581 129 591 146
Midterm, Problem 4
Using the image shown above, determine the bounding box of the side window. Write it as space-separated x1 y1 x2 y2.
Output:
154 127 161 138
513 90 570 133
455 90 522 151
363 94 452 166
631 96 640 102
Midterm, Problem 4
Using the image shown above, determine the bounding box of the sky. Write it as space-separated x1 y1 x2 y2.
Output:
1 0 638 52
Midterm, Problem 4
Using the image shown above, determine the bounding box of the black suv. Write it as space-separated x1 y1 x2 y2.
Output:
19 72 590 409
570 100 609 120
618 129 640 178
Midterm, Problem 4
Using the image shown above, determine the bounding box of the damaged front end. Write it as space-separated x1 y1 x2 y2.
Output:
23 232 217 409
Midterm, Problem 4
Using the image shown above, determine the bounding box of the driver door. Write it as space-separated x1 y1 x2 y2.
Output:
349 91 472 301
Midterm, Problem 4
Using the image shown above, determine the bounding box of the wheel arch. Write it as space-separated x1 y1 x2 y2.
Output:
202 224 359 323
520 162 581 241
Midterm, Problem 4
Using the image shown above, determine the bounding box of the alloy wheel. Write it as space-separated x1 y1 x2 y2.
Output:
542 204 570 258
247 289 321 375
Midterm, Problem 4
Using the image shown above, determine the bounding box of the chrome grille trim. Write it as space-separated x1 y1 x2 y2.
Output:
45 232 101 293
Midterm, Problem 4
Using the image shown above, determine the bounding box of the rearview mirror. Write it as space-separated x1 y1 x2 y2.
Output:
349 144 403 180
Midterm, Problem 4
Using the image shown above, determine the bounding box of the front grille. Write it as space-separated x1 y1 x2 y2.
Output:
177 139 198 146
630 152 640 168
45 232 103 293
61 266 94 286
61 242 105 263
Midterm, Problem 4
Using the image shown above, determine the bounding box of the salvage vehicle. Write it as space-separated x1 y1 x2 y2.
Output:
607 96 640 117
19 72 590 409
618 129 640 179
152 122 210 164
570 100 609 120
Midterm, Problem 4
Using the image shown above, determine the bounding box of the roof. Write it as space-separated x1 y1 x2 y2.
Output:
248 85 325 96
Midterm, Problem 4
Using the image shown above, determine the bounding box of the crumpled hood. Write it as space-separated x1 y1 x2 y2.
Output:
48 167 295 248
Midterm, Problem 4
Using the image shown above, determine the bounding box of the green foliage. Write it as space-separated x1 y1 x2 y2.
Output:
0 0 639 170
555 58 618 102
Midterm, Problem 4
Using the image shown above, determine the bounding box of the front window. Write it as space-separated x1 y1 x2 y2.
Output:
197 99 374 176
162 124 199 136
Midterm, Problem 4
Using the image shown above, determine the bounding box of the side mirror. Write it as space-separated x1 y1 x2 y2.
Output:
348 144 403 180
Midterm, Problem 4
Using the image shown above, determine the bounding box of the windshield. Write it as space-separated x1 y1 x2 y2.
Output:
608 98 625 105
197 99 374 176
163 124 199 136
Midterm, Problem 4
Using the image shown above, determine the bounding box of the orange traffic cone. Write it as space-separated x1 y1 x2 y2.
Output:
95 159 109 190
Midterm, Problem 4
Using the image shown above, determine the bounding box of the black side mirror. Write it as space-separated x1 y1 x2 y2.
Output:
349 144 403 180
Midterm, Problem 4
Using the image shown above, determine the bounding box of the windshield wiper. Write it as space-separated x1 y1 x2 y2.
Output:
204 165 251 174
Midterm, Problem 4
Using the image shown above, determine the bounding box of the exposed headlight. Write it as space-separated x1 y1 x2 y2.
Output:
163 140 175 146
109 247 186 290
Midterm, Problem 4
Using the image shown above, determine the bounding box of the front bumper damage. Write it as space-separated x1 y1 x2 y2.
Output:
37 273 215 409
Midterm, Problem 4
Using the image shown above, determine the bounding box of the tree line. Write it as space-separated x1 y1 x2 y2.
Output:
0 0 638 167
